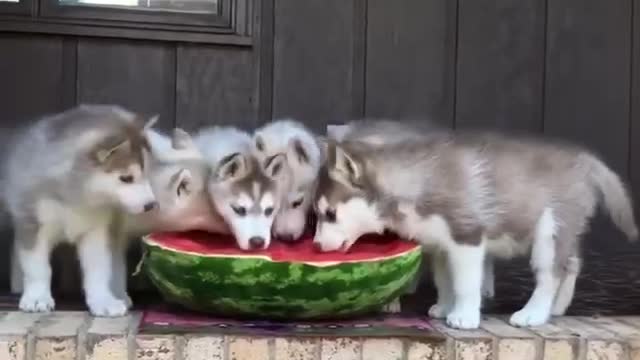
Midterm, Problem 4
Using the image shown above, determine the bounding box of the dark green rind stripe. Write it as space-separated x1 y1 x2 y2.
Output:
143 241 422 319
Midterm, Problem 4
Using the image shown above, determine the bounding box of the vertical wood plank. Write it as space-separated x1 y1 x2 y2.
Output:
255 0 275 123
631 0 640 220
544 0 631 174
455 0 545 131
175 45 256 131
365 0 457 127
77 39 176 130
0 35 66 123
272 0 356 131
542 0 639 316
0 35 67 292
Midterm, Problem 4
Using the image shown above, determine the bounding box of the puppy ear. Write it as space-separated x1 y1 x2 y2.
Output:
287 138 310 165
264 153 287 179
143 115 160 131
171 128 195 151
328 143 362 183
171 168 193 197
254 135 266 153
95 139 131 163
213 153 247 182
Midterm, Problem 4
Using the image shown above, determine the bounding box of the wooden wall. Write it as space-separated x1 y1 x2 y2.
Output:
1 0 639 315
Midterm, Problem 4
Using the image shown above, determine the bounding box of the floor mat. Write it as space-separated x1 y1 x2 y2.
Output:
139 305 437 338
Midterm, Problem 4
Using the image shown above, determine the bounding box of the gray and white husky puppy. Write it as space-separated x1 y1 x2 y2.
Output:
3 105 157 317
192 126 291 251
327 120 497 308
252 119 323 242
313 131 637 329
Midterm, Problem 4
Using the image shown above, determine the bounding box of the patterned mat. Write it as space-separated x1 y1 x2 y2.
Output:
139 305 437 338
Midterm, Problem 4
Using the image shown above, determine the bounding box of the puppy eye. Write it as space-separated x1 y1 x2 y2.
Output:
291 198 304 209
325 209 337 223
232 205 247 216
264 207 274 216
176 181 188 197
119 175 134 184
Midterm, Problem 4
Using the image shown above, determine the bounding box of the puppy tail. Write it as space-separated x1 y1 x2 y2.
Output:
586 154 638 242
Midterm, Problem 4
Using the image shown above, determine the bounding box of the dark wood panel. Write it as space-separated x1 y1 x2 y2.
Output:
365 0 457 127
0 35 68 291
631 0 640 215
272 0 356 131
0 35 67 123
542 0 638 316
175 45 256 131
254 0 274 123
77 39 176 129
455 0 545 131
544 0 631 174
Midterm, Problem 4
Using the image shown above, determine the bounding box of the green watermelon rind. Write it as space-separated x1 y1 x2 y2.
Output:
142 236 422 319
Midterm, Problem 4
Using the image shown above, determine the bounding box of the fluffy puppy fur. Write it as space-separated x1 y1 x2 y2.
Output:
192 126 291 251
313 130 637 329
3 105 157 317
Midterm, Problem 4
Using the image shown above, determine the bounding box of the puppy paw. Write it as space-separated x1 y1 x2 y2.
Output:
509 307 549 327
19 291 55 313
382 298 402 313
124 294 133 310
428 303 449 319
446 308 481 329
87 295 129 317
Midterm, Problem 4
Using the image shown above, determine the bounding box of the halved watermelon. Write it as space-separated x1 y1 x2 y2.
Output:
142 232 422 319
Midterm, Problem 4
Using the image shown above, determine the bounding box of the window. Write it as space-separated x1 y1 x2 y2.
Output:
59 0 219 14
0 0 251 44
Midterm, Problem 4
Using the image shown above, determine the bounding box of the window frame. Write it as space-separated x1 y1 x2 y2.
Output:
0 0 32 15
0 0 252 45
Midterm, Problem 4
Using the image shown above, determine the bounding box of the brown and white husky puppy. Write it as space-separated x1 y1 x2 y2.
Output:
3 105 157 317
313 130 637 329
192 126 291 251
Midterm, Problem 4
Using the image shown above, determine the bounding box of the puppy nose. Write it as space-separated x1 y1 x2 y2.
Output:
279 234 295 243
143 202 157 212
249 236 265 249
313 241 323 252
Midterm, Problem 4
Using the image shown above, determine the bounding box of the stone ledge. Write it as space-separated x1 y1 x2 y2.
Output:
0 311 639 360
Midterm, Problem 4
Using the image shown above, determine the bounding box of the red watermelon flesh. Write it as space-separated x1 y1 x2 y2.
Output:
148 231 419 265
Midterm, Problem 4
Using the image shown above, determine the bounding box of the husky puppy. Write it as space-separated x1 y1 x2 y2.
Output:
3 105 157 317
327 120 497 309
128 128 228 235
313 132 637 329
193 126 291 251
252 119 323 242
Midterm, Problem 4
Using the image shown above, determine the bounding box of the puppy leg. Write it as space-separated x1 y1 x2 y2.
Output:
11 240 24 294
510 208 560 327
428 251 453 318
110 235 132 309
446 243 485 329
17 223 55 312
551 256 581 316
481 255 495 299
78 225 128 317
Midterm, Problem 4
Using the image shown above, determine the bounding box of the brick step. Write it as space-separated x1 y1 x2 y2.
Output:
1 311 639 359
